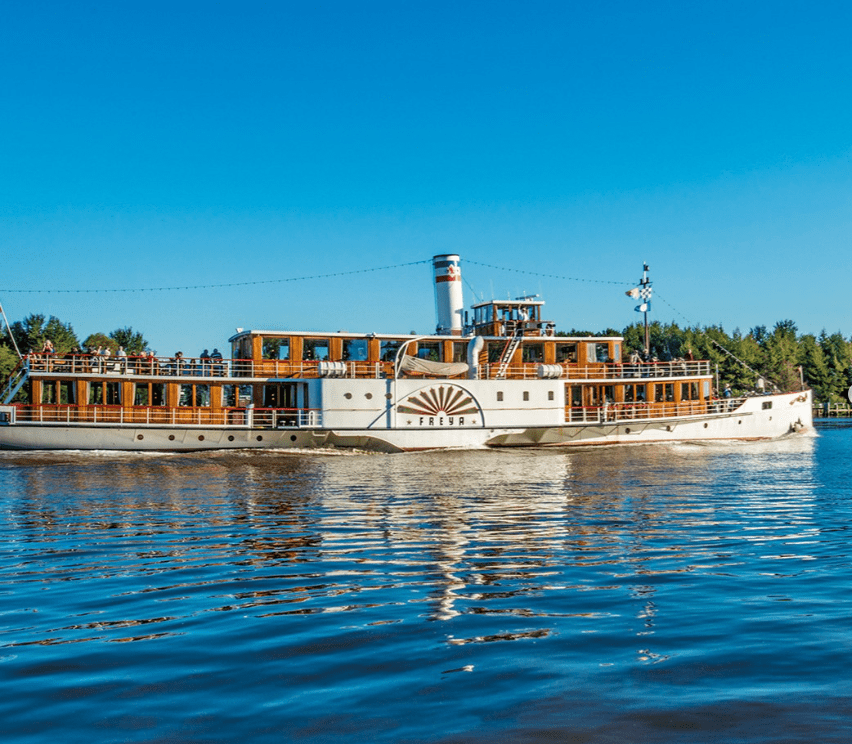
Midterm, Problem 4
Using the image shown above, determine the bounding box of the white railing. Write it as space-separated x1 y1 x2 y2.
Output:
8 405 322 429
23 353 711 383
566 397 745 424
477 360 711 381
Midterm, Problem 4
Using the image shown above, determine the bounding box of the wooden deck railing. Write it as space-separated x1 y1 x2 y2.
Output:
565 398 744 424
5 405 322 429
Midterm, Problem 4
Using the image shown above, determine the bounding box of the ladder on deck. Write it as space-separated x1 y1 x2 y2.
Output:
1 362 28 404
495 330 524 379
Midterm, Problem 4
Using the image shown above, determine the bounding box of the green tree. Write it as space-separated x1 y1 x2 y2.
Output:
9 314 80 355
819 331 852 402
761 320 801 393
109 327 148 355
82 332 118 354
798 334 832 401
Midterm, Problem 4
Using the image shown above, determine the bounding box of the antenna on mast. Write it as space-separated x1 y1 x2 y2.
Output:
625 264 653 355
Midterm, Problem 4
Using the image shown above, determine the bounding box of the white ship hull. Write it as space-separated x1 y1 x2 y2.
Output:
0 390 813 453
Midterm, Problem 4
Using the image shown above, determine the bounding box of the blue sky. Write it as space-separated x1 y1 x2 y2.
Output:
2 1 850 354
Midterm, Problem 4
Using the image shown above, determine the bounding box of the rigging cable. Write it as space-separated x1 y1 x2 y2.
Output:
0 301 23 359
2 260 434 294
652 289 775 388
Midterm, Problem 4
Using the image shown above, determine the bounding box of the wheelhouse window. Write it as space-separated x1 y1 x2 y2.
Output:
134 383 165 406
417 341 441 361
379 340 401 362
263 338 290 360
522 343 543 364
179 384 210 407
556 343 577 363
302 338 330 361
342 338 368 361
235 337 252 360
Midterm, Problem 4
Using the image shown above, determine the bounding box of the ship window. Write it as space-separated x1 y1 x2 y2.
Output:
41 382 56 404
303 338 330 361
135 383 165 406
762 401 773 410
681 382 700 401
570 385 583 407
236 338 252 360
523 391 530 401
263 338 290 360
417 342 441 361
612 343 621 362
89 381 121 405
222 384 252 407
586 343 610 363
654 384 664 402
624 384 646 402
703 380 711 398
487 342 504 364
179 384 210 407
452 342 466 363
555 343 577 363
379 340 401 362
522 344 543 364
664 383 674 401
548 391 554 401
497 391 503 401
342 338 369 361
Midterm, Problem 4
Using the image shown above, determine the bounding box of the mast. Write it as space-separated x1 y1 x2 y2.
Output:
640 263 651 354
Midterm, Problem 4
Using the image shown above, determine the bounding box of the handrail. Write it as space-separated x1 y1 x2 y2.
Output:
7 403 323 429
22 352 713 382
565 397 746 423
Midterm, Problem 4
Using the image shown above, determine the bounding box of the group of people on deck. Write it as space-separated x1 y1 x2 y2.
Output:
30 342 226 376
624 347 696 378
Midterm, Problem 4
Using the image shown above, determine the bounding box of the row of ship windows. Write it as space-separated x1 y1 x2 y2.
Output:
255 337 617 364
496 391 556 402
40 382 253 407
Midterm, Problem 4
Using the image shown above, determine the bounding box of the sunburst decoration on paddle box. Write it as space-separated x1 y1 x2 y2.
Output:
397 385 480 417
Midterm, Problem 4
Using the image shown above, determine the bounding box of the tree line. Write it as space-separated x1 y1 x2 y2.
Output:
2 313 850 403
560 318 851 404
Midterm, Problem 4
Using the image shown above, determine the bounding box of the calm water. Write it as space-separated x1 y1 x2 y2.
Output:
1 430 850 743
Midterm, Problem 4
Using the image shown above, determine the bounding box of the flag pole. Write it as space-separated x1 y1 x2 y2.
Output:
641 263 650 354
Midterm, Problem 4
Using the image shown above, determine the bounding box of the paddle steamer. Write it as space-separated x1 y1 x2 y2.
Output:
0 255 812 451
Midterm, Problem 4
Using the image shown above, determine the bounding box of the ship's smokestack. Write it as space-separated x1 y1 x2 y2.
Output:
432 254 463 336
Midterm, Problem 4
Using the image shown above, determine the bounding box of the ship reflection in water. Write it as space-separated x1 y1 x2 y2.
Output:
3 434 846 743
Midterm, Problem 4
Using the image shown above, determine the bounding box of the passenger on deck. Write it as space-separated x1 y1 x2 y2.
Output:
210 348 224 375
